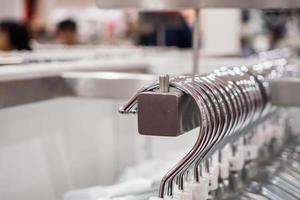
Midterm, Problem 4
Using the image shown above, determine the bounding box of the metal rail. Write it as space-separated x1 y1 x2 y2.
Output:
97 0 300 9
123 56 300 137
0 63 155 109
270 78 300 107
137 76 300 136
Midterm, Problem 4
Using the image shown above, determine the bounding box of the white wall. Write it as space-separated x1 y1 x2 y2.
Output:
0 0 23 20
201 9 241 56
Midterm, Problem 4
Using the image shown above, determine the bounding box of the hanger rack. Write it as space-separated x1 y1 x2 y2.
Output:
119 49 300 199
120 57 291 136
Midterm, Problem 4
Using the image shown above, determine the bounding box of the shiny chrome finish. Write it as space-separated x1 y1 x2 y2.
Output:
120 56 291 198
270 78 300 107
0 58 150 109
137 89 199 136
159 74 170 93
63 72 156 99
0 77 72 109
0 71 156 109
192 9 200 75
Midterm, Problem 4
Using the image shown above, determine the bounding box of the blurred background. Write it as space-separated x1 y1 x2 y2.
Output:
0 1 299 200
1 0 300 54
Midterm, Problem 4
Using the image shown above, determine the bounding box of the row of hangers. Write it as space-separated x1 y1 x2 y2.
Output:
119 48 299 199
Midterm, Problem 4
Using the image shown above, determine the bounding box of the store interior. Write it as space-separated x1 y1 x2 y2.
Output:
0 1 300 200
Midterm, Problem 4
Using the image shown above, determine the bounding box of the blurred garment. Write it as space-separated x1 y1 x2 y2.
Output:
165 23 192 48
0 20 32 51
138 12 192 48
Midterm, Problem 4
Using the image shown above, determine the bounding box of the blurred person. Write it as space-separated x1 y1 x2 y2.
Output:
125 12 139 41
240 10 256 57
0 20 32 51
56 19 78 45
262 11 288 49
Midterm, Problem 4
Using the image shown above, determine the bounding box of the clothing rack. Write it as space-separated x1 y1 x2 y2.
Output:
119 49 300 199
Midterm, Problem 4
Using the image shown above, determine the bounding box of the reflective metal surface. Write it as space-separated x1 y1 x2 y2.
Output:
131 59 286 137
0 71 156 109
0 61 148 82
97 0 300 9
0 77 71 109
137 89 199 136
0 58 150 109
63 72 156 99
270 78 300 107
124 61 285 198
